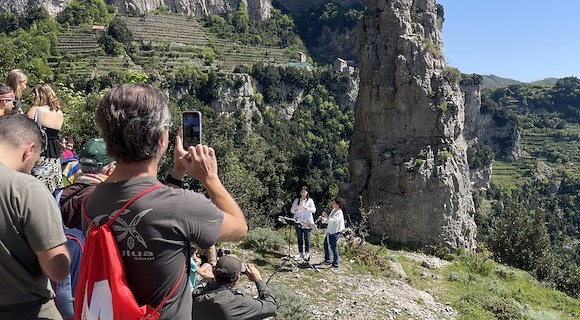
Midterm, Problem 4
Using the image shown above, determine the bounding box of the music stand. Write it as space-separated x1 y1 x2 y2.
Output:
273 216 301 274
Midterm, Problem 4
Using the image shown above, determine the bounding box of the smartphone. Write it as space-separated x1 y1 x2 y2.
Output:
241 263 247 274
182 111 202 148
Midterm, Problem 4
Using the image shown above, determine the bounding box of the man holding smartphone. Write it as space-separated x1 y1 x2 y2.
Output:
82 84 248 319
192 254 277 320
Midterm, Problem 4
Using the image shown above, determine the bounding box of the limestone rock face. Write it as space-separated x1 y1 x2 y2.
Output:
274 0 362 15
313 25 358 63
349 0 476 249
462 84 522 159
210 73 256 113
110 0 272 20
0 0 271 21
0 0 73 15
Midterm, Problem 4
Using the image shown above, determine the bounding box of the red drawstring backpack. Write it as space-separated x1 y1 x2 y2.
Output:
74 184 186 320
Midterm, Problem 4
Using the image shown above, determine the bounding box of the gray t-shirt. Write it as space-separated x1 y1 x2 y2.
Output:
84 176 224 320
0 164 67 310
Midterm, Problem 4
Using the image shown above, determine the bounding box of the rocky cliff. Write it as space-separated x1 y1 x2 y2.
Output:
462 84 522 159
0 0 271 20
210 73 256 113
0 0 72 15
348 0 476 249
312 25 359 64
273 0 362 15
109 0 271 20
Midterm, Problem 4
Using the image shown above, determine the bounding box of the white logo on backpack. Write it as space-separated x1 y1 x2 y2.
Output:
82 280 113 320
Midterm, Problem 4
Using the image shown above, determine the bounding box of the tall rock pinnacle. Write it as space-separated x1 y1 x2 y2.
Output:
349 0 476 249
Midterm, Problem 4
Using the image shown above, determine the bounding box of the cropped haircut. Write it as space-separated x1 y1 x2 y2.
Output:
0 114 42 149
32 83 60 111
96 84 171 163
6 69 27 98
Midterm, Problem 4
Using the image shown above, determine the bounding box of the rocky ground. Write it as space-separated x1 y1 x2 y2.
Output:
236 247 458 320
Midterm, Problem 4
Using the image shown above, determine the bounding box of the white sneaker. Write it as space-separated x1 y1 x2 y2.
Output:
293 252 303 259
303 252 310 260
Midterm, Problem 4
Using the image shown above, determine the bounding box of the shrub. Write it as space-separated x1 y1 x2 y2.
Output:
423 38 439 57
270 284 309 320
436 101 448 112
241 227 285 253
460 73 483 86
495 265 518 282
483 296 529 320
467 143 495 169
442 67 461 84
460 246 495 277
436 150 452 162
425 244 456 261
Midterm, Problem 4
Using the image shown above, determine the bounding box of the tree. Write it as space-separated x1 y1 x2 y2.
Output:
57 0 114 26
232 2 249 33
108 16 133 48
489 188 556 280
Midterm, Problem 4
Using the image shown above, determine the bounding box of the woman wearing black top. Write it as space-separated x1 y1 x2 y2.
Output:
27 83 64 193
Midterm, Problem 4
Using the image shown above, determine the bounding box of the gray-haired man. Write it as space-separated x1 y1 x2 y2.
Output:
82 84 247 319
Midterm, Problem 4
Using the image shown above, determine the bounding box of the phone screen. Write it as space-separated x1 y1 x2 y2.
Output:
182 111 202 148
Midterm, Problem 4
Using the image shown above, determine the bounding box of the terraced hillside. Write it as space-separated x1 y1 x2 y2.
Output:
491 123 580 187
53 26 100 76
210 38 293 70
57 27 100 55
54 26 142 77
123 13 294 72
521 124 580 177
132 42 207 72
52 13 299 78
123 14 209 46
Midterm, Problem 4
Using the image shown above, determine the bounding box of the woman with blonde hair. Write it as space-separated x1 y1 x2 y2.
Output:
27 83 64 192
6 69 28 115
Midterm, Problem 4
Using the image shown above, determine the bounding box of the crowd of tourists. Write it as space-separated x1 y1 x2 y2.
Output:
0 70 346 320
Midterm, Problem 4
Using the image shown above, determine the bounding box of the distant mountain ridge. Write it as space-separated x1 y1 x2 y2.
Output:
480 74 521 89
480 74 560 89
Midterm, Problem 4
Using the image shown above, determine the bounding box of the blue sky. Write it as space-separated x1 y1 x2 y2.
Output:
436 0 580 82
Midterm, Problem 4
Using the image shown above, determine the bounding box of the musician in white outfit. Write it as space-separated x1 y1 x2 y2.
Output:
321 197 345 268
290 186 316 260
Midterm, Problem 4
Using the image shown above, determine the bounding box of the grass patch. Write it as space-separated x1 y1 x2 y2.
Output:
436 262 580 320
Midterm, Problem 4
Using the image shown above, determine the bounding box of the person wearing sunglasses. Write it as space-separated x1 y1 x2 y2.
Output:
0 83 14 116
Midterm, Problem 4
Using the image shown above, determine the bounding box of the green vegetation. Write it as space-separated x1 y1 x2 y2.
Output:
442 66 461 84
57 0 115 26
3 2 579 314
460 73 483 86
242 227 286 253
269 284 309 320
292 2 364 63
472 78 580 299
467 143 494 169
203 7 304 49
